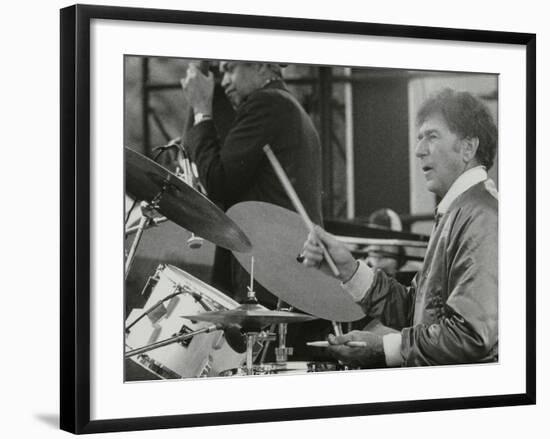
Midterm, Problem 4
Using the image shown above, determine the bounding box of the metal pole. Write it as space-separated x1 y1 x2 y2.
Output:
125 214 150 278
319 67 333 219
344 67 355 219
125 324 219 357
246 333 257 375
141 57 150 155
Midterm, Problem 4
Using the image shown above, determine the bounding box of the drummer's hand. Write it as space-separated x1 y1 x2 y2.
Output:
301 225 357 282
180 62 214 115
327 331 386 368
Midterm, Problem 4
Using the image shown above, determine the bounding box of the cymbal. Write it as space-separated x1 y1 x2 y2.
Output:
181 303 317 329
227 202 365 322
125 147 252 253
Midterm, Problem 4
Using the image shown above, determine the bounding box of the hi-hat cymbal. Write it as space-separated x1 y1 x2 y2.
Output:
227 202 365 322
181 303 317 330
125 147 252 253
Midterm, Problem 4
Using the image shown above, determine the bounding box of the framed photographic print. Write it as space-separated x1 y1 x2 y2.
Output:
60 4 536 434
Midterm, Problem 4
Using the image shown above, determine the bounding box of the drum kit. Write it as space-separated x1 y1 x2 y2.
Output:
124 146 426 379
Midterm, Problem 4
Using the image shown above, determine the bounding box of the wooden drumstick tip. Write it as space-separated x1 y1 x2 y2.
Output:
263 144 340 277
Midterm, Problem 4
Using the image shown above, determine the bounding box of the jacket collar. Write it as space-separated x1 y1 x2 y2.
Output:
241 78 287 105
262 78 287 91
437 166 488 215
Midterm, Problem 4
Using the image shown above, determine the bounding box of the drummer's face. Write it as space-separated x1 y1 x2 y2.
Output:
220 62 264 107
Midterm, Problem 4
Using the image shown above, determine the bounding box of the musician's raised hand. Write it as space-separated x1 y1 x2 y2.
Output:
180 62 214 115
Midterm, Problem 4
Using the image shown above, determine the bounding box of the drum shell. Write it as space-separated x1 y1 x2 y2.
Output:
125 264 245 380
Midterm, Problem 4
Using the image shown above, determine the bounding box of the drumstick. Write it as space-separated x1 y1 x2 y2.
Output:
332 321 343 337
307 341 367 348
263 145 340 277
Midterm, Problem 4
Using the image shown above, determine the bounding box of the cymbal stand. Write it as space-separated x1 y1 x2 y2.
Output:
125 215 168 237
239 256 275 375
176 145 204 249
245 333 258 375
260 299 286 364
125 188 165 279
275 302 294 363
125 324 220 358
259 298 284 364
275 319 293 363
242 330 275 375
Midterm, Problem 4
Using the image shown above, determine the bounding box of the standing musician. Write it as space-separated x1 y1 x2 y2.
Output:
301 88 498 367
181 61 326 359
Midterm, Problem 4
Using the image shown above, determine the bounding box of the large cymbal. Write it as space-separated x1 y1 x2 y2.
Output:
181 303 317 329
125 147 251 253
227 202 365 322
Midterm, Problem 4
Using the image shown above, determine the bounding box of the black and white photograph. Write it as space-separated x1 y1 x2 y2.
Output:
54 3 538 434
123 57 499 381
3 0 549 436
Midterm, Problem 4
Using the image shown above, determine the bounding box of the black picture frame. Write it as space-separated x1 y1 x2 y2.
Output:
60 4 536 434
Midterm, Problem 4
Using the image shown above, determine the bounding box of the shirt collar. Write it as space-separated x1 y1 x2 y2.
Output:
437 166 488 214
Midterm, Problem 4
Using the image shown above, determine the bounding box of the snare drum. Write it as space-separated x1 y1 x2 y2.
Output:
219 361 346 377
125 264 246 380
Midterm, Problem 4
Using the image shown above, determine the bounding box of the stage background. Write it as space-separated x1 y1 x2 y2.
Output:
0 0 547 438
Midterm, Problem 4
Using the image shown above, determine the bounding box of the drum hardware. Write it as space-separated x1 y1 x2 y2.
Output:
258 298 293 364
275 319 293 363
139 267 162 302
175 144 204 250
125 322 248 358
125 215 168 237
219 361 349 377
259 322 277 364
187 234 204 249
126 279 229 334
181 257 315 375
125 323 222 358
124 143 172 228
125 265 249 379
124 140 186 236
125 197 163 278
275 298 293 364
189 290 216 312
126 282 185 333
245 333 257 375
176 323 196 347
